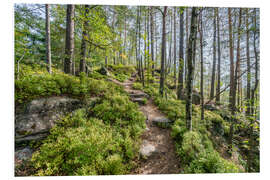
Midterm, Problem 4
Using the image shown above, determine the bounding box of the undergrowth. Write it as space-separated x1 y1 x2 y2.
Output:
136 81 242 173
16 63 145 175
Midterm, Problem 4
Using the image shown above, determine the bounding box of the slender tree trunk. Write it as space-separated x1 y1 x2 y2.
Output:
229 8 242 155
185 8 189 84
80 5 89 73
173 7 177 87
45 4 52 74
216 8 221 103
228 8 235 110
248 9 259 173
159 6 168 96
210 9 217 99
168 14 173 75
199 12 204 121
137 6 141 78
150 7 155 77
147 7 150 81
144 11 147 69
186 7 198 131
64 4 75 75
139 7 144 86
246 8 251 116
177 8 184 99
251 8 259 116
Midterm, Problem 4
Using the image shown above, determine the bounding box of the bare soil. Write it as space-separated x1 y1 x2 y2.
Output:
117 77 181 174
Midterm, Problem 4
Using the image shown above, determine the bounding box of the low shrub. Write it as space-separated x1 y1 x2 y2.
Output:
132 82 143 90
31 98 146 176
15 64 123 104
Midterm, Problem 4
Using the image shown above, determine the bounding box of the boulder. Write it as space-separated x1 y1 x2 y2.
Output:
15 96 82 146
152 117 172 128
139 140 157 157
130 97 146 105
15 147 33 161
129 93 149 99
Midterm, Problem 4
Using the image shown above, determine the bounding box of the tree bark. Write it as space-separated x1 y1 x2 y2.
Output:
186 7 198 131
159 6 168 96
248 8 259 172
228 8 235 111
246 8 251 116
229 8 242 155
45 4 52 74
173 7 177 87
150 7 155 77
216 8 221 103
80 5 89 73
177 8 184 99
210 9 217 100
199 11 204 121
185 8 189 84
64 4 75 75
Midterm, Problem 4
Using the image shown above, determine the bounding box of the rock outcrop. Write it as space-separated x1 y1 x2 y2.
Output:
15 96 82 147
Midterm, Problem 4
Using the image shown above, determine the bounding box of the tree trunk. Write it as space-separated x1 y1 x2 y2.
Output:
80 5 89 73
159 6 168 96
186 7 198 131
45 4 52 74
64 4 75 75
173 7 177 87
216 8 221 103
150 7 154 77
199 11 204 121
210 9 217 100
185 8 189 84
246 8 251 116
229 8 242 155
248 8 259 172
228 8 235 111
177 8 184 99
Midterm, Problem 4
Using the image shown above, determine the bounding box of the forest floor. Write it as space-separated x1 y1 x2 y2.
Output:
110 75 181 174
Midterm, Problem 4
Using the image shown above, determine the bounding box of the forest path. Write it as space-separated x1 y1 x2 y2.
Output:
109 75 180 174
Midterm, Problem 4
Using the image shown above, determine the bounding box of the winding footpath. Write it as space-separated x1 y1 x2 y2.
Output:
110 75 180 174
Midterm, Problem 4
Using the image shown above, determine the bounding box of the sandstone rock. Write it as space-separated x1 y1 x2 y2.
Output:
139 140 157 157
15 96 82 146
131 97 146 105
152 117 172 128
15 147 33 161
129 93 149 99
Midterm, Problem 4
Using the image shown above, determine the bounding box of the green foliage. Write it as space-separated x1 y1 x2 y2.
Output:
185 151 240 173
179 131 204 163
31 90 146 176
136 78 242 173
114 73 129 82
15 64 122 104
91 93 146 138
88 71 107 80
132 82 143 90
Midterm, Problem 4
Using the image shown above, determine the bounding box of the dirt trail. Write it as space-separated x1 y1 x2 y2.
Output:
111 76 180 174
